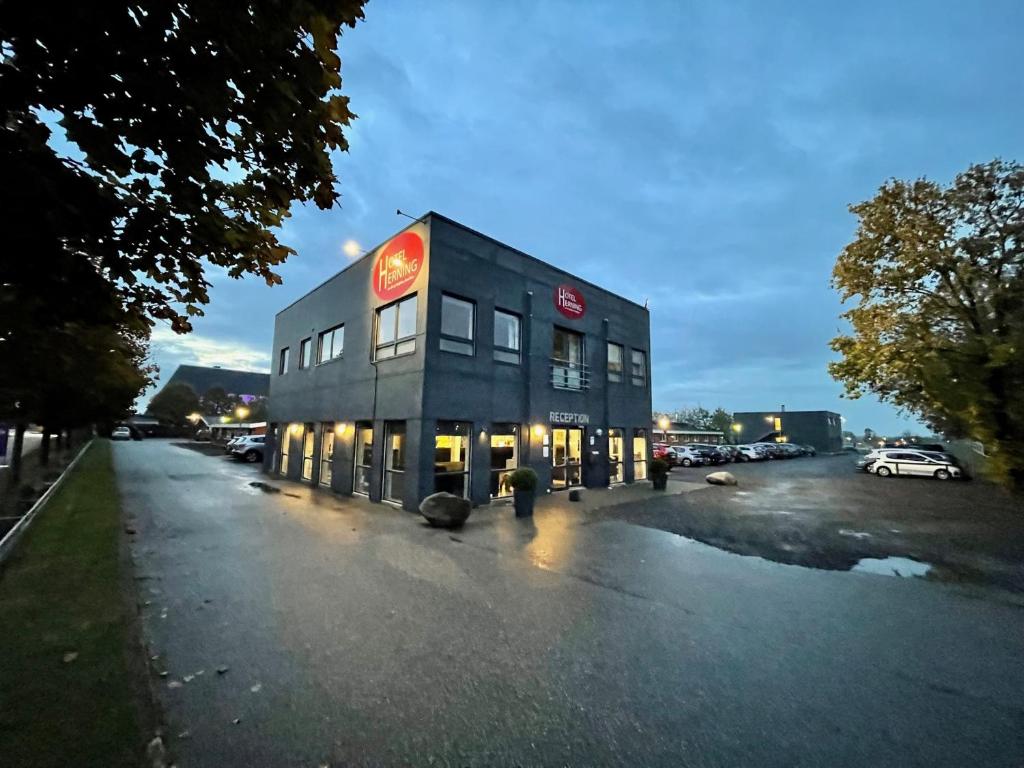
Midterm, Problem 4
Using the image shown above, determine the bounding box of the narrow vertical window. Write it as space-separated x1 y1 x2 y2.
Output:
278 347 290 375
607 343 623 382
631 349 647 387
494 310 521 363
299 338 311 369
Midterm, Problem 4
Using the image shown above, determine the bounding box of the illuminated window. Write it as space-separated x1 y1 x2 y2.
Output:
383 422 407 502
494 310 520 364
301 423 314 480
278 347 290 375
608 428 624 483
375 294 418 360
608 343 624 382
774 417 782 431
490 424 519 497
319 423 334 487
298 338 311 369
353 423 373 496
633 429 648 480
317 324 344 363
440 294 475 356
435 421 471 497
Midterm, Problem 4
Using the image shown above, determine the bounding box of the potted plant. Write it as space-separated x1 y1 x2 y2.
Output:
650 458 669 491
508 467 539 518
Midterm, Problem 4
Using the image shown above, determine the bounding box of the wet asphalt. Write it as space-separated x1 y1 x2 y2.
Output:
116 440 1024 768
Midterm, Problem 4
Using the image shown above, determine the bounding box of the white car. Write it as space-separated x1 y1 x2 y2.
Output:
230 435 266 463
735 445 762 461
224 435 246 454
867 449 961 480
670 445 706 467
111 426 132 441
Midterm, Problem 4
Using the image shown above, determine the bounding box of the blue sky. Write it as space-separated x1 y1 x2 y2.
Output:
147 0 1023 436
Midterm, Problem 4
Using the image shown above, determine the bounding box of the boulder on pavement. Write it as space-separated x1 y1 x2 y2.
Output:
419 492 472 529
705 471 737 486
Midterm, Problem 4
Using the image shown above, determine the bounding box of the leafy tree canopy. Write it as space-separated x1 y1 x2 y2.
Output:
1 0 366 332
148 383 201 426
830 159 1024 489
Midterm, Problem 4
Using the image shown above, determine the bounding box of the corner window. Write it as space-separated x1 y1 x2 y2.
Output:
299 337 311 369
440 294 474 356
631 349 647 387
317 324 344 363
434 421 471 497
375 294 418 360
278 347 290 375
494 310 521 364
608 343 623 382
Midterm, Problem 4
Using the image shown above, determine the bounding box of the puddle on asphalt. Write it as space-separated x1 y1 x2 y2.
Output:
852 557 932 578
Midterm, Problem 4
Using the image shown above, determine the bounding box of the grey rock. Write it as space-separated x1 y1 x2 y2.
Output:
705 471 738 486
418 492 472 529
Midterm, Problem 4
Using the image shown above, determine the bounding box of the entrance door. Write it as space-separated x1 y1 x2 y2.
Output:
301 424 315 481
552 427 583 489
353 423 373 496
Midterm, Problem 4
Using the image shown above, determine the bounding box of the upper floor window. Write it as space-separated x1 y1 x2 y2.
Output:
552 327 587 390
299 337 311 369
317 324 344 364
631 349 647 387
278 347 290 375
375 294 418 360
440 294 474 356
608 342 624 382
494 309 520 364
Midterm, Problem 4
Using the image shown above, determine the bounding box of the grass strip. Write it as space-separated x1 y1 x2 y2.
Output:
0 440 152 767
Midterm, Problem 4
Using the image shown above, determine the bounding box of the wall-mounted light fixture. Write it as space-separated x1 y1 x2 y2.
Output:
335 423 349 436
532 424 546 438
289 423 302 434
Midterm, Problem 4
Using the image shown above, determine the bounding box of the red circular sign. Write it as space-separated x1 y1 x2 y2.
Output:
554 284 586 319
372 231 424 302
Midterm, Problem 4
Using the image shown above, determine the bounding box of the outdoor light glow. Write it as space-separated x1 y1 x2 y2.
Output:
289 423 302 434
187 412 201 423
657 416 670 429
235 406 250 420
342 239 362 258
532 424 546 437
335 423 349 436
731 423 742 433
220 416 231 423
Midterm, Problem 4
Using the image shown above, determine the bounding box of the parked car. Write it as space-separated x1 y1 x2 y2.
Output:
855 455 877 472
224 435 246 454
111 426 131 441
866 449 962 480
230 435 266 463
689 444 727 465
734 445 762 462
718 445 741 462
194 428 212 441
653 443 675 465
753 442 783 459
802 445 817 456
669 445 706 467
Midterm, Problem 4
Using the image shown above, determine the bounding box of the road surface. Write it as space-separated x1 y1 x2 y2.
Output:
116 440 1024 767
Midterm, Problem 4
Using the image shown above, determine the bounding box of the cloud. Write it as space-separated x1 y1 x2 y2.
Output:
150 327 271 375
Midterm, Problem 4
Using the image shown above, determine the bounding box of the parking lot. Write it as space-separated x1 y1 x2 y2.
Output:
600 452 1024 594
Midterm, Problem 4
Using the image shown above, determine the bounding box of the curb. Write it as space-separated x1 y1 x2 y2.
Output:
0 439 94 565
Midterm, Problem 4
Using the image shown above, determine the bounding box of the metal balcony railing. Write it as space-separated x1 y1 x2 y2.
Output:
550 358 590 390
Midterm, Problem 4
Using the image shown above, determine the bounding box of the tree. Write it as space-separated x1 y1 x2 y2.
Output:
709 408 734 438
149 384 201 427
830 160 1024 490
863 428 875 443
2 1 366 332
200 387 235 416
672 407 712 429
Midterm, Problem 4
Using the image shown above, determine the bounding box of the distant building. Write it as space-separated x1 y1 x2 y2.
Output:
652 420 725 445
162 364 270 402
732 410 842 453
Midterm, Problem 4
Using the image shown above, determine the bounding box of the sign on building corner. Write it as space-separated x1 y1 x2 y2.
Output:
373 230 425 302
554 284 586 319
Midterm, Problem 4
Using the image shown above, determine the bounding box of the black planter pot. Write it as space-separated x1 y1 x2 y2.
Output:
652 474 668 491
513 489 535 518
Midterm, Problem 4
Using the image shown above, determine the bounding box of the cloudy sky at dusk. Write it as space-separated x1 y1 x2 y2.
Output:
147 0 1023 435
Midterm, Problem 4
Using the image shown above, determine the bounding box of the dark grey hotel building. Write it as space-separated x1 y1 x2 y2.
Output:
265 213 653 511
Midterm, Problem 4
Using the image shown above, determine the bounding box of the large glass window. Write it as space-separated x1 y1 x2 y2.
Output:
301 424 315 480
608 343 624 383
375 294 418 360
490 424 519 498
440 294 474 356
552 328 585 390
494 310 521 364
319 423 335 487
383 422 407 502
608 428 624 484
317 325 344 363
353 423 373 496
279 424 292 475
631 349 647 387
278 347 290 375
633 429 648 480
434 421 471 497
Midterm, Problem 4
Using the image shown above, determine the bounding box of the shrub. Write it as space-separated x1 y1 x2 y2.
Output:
508 467 538 492
650 458 670 476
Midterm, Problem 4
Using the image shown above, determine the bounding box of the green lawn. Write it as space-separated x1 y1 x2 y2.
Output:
0 440 152 768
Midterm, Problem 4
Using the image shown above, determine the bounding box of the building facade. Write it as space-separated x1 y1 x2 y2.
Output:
732 410 843 453
651 420 725 445
265 213 653 511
